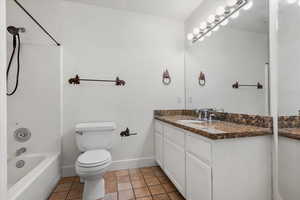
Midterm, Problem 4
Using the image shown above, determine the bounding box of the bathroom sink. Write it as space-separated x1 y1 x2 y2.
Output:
177 120 224 134
177 120 220 124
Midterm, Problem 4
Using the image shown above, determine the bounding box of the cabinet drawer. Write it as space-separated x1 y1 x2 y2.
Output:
164 126 185 148
186 133 211 165
154 121 164 134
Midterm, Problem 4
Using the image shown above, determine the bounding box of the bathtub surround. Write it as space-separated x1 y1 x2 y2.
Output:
61 1 185 176
0 0 7 199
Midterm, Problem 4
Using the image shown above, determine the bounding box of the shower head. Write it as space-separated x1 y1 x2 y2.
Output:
7 26 25 36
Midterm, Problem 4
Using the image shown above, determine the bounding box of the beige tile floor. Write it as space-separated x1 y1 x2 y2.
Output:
48 166 185 200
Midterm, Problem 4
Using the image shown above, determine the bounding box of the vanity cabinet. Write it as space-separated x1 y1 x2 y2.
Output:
164 126 186 195
186 152 212 200
154 120 272 200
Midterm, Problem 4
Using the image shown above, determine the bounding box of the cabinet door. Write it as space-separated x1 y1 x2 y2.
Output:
164 137 185 196
186 152 212 200
155 133 164 168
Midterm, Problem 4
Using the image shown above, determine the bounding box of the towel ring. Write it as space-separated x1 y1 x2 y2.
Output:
198 72 206 86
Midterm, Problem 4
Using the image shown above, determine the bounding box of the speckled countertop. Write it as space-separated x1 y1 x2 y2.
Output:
155 115 272 140
279 128 300 140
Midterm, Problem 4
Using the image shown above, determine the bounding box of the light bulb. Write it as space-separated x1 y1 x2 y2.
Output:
227 0 237 7
213 26 220 32
200 22 207 30
206 31 212 37
243 1 253 10
216 6 225 16
187 33 194 41
231 11 240 19
208 15 215 23
287 0 297 4
199 37 204 42
193 28 200 35
221 19 229 26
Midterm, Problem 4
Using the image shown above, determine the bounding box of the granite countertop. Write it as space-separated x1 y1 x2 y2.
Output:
279 128 300 140
155 115 272 140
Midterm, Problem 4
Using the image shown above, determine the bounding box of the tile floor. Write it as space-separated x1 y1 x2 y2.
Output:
48 166 185 200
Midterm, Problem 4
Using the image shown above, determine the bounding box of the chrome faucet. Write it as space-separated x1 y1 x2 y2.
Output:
16 147 26 156
197 108 213 121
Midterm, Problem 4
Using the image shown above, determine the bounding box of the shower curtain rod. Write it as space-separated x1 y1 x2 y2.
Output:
13 0 61 46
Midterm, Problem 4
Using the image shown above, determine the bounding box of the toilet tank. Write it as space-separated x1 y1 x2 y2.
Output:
75 122 116 152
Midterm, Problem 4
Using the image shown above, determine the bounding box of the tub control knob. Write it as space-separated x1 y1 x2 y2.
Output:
14 128 31 143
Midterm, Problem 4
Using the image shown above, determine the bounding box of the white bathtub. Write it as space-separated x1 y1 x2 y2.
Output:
8 153 61 200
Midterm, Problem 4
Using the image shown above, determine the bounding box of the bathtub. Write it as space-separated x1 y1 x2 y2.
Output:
8 153 61 200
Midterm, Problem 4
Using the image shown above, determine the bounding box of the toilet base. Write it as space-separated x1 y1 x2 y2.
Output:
82 177 105 200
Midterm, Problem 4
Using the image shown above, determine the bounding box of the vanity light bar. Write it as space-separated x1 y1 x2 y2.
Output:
285 0 300 6
187 0 253 44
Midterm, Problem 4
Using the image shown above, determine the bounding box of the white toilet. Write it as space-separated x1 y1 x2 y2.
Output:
75 122 116 200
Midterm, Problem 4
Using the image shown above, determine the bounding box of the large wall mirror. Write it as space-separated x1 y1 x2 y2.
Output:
185 0 270 116
278 1 300 200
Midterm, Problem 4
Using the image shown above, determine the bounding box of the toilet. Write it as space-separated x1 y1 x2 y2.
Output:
75 122 116 200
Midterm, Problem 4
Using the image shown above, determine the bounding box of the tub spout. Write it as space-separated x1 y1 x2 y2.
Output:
16 147 26 156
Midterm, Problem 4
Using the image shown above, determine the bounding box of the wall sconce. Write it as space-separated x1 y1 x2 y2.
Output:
198 72 206 86
187 0 253 44
162 69 171 85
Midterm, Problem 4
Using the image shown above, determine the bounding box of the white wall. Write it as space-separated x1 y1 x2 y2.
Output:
61 1 185 176
184 0 268 115
6 0 61 157
278 5 300 116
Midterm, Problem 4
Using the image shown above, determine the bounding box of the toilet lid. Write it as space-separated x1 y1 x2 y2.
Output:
78 150 111 167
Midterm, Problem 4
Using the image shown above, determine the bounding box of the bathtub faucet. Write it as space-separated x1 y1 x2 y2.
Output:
16 147 26 156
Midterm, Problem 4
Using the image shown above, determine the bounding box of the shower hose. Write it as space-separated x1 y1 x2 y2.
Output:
7 34 21 96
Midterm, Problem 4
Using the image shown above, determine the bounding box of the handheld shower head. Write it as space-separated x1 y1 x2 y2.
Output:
7 26 25 36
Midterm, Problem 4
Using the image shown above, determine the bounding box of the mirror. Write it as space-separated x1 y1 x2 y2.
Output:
278 1 300 200
185 0 270 115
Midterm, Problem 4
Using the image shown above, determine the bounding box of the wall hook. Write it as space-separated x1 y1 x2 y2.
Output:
198 71 206 86
162 69 171 85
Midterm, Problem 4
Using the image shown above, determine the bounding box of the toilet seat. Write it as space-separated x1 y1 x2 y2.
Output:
77 149 111 168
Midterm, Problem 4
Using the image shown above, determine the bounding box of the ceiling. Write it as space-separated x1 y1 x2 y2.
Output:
65 0 204 21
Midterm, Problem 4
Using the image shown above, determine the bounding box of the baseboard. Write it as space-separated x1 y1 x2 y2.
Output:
62 157 156 177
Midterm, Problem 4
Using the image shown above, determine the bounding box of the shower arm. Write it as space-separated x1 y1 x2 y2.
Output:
13 0 61 46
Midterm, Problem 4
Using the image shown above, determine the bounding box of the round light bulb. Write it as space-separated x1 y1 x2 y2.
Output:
227 0 237 7
231 11 240 19
243 1 253 10
221 19 229 26
208 15 215 23
216 6 225 16
287 0 297 4
193 28 200 35
213 25 220 32
206 31 212 37
200 22 207 30
187 33 194 41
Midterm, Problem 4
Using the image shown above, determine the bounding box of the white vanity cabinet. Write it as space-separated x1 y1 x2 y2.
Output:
154 120 272 200
163 126 186 195
186 133 212 200
154 122 164 168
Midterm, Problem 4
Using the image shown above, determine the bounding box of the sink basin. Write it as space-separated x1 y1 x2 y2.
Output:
177 119 224 134
177 120 220 124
